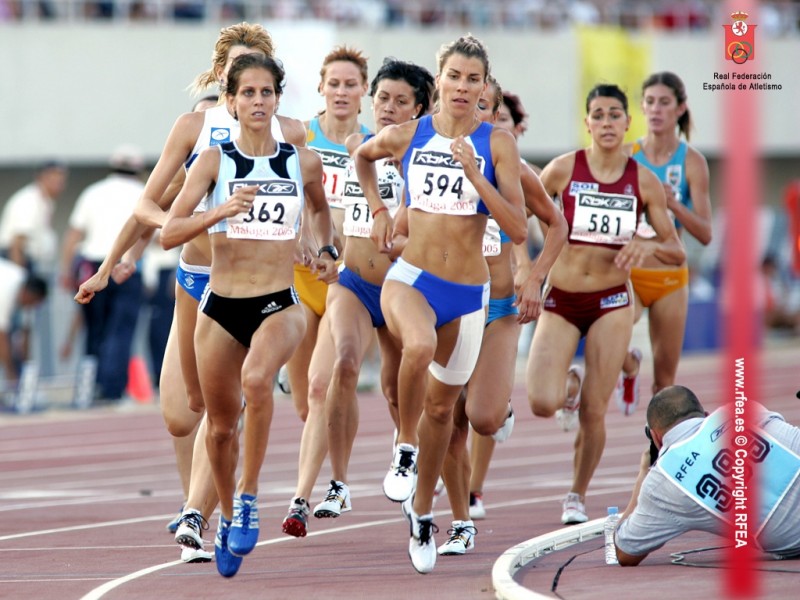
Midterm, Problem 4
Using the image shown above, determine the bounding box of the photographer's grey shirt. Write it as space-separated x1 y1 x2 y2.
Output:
616 406 800 559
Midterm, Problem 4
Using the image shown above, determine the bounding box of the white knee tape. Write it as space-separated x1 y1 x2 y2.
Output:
428 308 486 386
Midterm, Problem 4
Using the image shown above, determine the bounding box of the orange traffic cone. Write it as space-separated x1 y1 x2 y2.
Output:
127 355 154 404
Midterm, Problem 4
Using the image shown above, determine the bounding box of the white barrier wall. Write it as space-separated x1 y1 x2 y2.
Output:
1 24 797 164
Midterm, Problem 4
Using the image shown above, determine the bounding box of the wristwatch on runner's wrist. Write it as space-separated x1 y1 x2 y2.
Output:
317 245 339 260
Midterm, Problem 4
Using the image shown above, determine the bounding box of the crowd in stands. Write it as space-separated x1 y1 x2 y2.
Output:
3 0 800 36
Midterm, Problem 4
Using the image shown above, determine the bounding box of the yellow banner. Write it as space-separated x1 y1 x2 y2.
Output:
577 25 651 146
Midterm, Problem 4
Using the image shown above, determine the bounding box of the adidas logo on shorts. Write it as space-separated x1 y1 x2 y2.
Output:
261 301 280 314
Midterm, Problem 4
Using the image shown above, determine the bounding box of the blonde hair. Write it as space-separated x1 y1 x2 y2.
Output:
436 34 490 81
190 22 276 94
486 75 503 113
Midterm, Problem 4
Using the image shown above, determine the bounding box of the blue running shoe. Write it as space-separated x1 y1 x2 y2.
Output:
229 493 259 556
215 517 243 578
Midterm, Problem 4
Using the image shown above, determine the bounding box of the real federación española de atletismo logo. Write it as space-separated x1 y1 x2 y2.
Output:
725 10 755 64
703 10 782 92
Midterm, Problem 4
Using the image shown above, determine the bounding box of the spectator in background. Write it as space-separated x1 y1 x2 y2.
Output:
173 1 204 19
142 232 180 386
0 258 47 384
653 0 711 30
761 254 800 334
3 1 56 19
82 1 114 19
128 1 157 20
0 160 67 275
60 145 146 403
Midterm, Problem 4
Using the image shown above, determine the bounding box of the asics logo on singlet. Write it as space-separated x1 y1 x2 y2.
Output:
316 150 350 168
230 180 297 195
261 301 281 314
210 128 231 145
578 192 634 211
569 181 599 195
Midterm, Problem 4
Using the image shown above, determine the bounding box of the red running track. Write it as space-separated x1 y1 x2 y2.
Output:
1 341 798 599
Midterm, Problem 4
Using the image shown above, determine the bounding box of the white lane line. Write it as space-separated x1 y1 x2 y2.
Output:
1 544 187 554
0 473 637 541
79 516 402 600
0 514 173 542
0 494 170 516
0 490 97 499
3 578 115 583
77 485 635 599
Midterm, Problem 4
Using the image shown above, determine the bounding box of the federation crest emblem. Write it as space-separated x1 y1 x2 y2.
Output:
724 11 756 64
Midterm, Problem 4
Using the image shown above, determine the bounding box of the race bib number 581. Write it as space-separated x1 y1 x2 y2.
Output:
570 191 638 245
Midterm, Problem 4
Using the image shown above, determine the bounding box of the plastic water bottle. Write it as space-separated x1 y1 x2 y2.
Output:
604 506 620 565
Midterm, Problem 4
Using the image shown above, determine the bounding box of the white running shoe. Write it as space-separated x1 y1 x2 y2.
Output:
556 364 583 432
561 492 588 525
180 545 213 563
313 480 351 518
174 509 207 549
277 365 291 394
468 492 486 520
492 403 515 442
437 520 477 555
383 443 418 502
402 496 438 574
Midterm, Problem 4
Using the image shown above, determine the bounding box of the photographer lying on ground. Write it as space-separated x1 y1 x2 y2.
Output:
615 385 800 566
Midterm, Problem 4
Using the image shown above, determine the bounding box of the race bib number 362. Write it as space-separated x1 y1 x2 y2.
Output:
226 178 301 240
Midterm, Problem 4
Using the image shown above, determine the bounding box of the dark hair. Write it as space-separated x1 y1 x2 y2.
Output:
226 53 285 97
501 91 527 127
36 160 67 175
24 273 48 299
641 71 692 141
585 83 628 114
192 94 219 111
436 34 490 81
646 385 705 432
370 58 435 119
